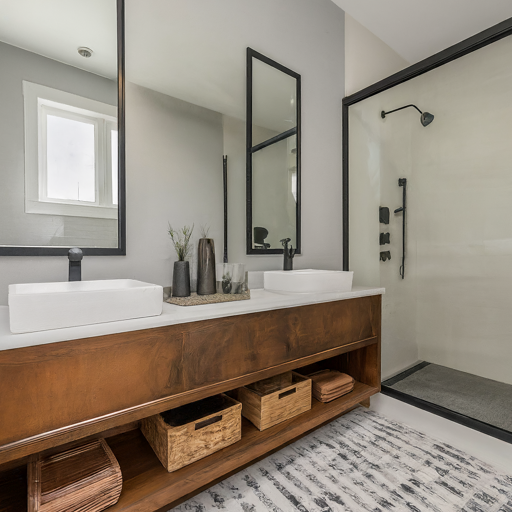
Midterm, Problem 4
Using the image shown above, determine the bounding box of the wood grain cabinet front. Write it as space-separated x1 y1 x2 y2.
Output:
0 295 381 466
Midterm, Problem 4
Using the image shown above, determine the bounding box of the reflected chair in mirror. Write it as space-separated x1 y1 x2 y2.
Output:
254 227 270 249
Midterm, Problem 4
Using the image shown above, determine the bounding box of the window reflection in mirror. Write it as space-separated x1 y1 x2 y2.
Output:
247 48 301 255
0 0 121 251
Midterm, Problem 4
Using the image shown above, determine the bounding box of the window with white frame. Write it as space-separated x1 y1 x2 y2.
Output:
23 81 118 219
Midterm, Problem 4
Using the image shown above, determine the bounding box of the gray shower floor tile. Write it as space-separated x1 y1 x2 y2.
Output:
386 362 512 432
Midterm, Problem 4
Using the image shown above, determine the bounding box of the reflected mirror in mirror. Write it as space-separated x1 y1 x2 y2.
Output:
0 0 124 255
247 48 301 255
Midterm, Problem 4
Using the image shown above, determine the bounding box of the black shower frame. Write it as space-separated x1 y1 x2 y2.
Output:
342 16 512 444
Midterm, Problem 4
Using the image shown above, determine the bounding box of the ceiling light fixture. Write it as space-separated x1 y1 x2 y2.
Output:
77 47 93 58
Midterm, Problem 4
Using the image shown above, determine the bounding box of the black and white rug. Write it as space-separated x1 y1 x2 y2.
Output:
171 408 512 512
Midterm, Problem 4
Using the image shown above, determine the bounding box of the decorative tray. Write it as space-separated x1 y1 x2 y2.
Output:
167 290 250 306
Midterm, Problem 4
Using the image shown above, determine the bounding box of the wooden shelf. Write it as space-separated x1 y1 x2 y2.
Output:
106 381 378 512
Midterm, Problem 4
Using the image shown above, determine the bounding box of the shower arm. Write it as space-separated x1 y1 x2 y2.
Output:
381 104 423 118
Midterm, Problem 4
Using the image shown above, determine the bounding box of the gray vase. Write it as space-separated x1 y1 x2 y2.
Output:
172 260 190 297
197 238 216 295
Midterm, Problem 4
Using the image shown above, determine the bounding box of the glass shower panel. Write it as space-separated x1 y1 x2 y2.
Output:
348 33 512 434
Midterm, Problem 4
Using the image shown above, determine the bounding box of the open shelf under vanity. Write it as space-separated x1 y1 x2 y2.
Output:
107 381 377 511
0 380 378 512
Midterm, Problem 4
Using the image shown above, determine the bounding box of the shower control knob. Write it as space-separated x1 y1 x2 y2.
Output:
380 251 391 262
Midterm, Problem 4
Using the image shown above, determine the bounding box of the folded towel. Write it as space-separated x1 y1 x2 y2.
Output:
309 370 354 392
309 370 355 403
313 385 354 403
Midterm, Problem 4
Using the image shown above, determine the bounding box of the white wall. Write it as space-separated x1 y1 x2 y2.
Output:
0 0 345 304
350 34 512 385
345 14 408 96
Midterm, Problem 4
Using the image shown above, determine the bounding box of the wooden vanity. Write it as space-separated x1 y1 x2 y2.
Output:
0 292 381 511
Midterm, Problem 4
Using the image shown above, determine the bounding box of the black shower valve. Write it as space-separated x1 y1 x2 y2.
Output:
380 232 390 245
380 251 391 262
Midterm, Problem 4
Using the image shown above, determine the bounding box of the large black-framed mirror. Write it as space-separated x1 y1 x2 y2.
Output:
246 48 301 255
0 0 125 256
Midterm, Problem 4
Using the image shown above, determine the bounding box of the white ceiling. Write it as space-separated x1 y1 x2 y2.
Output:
331 0 512 64
0 0 117 80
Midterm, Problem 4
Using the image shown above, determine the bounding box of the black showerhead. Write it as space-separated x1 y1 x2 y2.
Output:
420 111 434 127
381 104 434 127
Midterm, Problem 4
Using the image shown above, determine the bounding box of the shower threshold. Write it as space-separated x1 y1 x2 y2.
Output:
381 362 512 445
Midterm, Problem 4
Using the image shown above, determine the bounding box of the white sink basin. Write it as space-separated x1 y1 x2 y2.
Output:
8 279 163 333
264 269 354 294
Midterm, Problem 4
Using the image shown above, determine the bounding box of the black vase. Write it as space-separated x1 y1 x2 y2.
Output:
172 260 190 297
197 238 216 295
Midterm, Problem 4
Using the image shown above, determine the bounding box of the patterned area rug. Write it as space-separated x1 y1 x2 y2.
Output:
170 408 512 512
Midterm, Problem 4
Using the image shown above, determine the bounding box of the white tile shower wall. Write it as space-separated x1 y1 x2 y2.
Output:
350 35 512 385
412 35 512 385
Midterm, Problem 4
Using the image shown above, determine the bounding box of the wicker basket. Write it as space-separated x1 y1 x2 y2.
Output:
234 371 311 431
141 394 242 472
27 439 122 512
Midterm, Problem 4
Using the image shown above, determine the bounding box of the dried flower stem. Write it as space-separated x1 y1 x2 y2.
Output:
168 223 194 261
200 224 210 239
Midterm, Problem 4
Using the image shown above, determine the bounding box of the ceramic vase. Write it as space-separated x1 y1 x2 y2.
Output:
172 260 190 297
197 238 216 295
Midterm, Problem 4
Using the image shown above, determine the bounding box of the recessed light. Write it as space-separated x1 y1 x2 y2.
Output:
77 47 93 58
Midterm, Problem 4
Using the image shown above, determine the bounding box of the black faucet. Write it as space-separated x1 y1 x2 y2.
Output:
68 248 83 281
280 238 296 271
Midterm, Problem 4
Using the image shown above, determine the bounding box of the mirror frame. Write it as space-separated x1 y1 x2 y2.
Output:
0 0 126 256
246 47 301 255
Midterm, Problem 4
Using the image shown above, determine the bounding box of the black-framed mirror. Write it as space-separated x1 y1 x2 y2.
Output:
246 48 301 255
0 0 125 256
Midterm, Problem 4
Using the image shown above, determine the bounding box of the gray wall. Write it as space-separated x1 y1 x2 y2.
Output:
0 0 345 304
0 41 118 248
224 0 346 273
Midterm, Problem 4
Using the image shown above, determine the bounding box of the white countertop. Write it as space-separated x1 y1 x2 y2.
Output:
0 286 384 352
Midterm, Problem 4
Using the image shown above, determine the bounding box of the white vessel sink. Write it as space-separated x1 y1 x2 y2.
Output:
8 279 163 334
264 269 354 294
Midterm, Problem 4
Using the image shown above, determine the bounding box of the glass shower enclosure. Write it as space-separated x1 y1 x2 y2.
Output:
345 25 512 442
